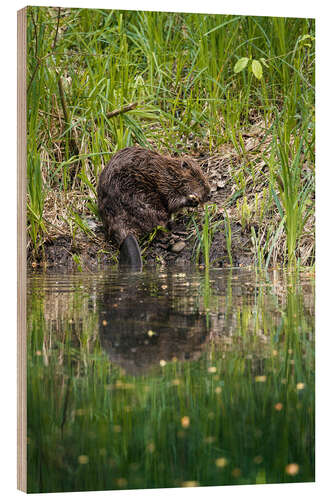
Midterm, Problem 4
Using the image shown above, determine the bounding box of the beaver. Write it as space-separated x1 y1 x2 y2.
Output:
99 272 209 375
97 146 211 269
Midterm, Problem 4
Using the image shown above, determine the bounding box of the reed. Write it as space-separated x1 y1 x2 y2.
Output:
223 210 233 266
273 120 314 266
191 204 222 267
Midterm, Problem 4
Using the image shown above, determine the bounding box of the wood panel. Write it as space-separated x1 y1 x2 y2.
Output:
17 6 27 493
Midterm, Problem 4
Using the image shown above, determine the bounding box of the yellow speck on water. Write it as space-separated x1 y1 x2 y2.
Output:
78 455 89 464
116 478 128 488
285 463 299 476
274 402 283 411
146 442 155 453
102 320 108 326
181 416 190 428
147 329 156 337
76 409 86 416
181 481 199 487
208 366 217 373
160 360 167 367
232 468 242 478
255 375 267 382
215 457 228 468
296 382 305 390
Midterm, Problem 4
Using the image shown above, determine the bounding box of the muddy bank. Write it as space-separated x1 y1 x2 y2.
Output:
31 212 253 272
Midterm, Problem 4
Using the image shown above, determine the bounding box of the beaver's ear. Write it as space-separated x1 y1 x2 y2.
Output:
181 159 192 170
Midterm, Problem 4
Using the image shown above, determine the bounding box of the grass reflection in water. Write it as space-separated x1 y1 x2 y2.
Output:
27 268 314 493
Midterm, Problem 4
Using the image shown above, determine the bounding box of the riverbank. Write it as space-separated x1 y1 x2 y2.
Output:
26 9 315 271
28 119 314 271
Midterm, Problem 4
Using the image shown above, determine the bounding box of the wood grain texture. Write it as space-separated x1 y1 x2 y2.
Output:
17 6 27 493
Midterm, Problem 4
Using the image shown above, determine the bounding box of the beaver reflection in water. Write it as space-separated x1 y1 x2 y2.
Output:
97 146 211 269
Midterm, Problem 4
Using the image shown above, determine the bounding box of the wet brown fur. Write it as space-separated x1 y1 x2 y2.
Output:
97 146 211 245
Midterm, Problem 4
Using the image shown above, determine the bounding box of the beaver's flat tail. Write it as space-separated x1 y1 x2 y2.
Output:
119 234 142 271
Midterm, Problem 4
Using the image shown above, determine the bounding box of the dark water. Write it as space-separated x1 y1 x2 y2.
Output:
27 267 315 492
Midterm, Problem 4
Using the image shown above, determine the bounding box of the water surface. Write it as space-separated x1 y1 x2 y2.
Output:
27 267 315 492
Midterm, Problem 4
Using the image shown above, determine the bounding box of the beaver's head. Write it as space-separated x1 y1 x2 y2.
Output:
181 158 211 205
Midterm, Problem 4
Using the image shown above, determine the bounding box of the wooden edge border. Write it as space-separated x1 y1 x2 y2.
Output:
17 6 27 493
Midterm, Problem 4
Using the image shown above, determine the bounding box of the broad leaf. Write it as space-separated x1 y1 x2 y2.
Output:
234 57 249 73
252 59 263 79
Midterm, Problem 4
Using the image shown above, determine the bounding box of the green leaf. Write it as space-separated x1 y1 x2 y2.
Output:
234 57 249 73
252 60 263 79
265 215 286 271
270 185 284 219
299 34 313 43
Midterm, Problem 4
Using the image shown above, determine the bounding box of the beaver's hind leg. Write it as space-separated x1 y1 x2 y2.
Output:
105 214 142 271
117 201 168 271
119 235 142 271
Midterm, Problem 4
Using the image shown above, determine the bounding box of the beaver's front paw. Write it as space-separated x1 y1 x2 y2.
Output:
186 194 200 207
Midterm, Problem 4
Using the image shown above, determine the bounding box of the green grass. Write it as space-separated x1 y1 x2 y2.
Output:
273 119 315 266
27 7 315 267
191 204 223 266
